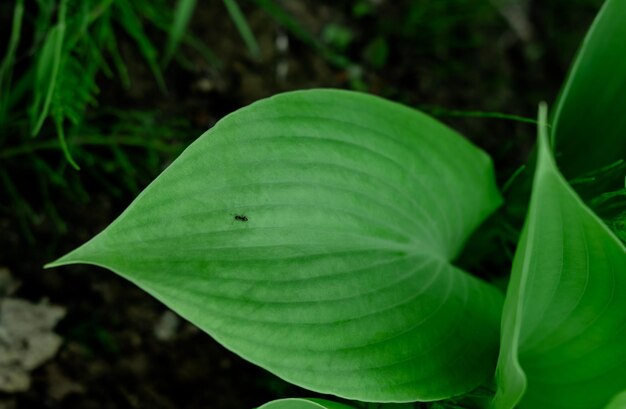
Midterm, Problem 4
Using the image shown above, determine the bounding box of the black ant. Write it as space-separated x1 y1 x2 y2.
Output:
234 214 248 222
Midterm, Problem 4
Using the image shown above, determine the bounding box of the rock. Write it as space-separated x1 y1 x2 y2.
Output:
0 297 65 393
153 310 181 342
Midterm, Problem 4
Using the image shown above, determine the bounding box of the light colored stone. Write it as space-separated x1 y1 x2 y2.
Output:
153 310 181 341
0 297 65 393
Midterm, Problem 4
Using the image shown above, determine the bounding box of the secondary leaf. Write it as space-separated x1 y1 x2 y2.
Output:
258 398 354 409
552 0 626 180
493 104 626 409
47 89 503 401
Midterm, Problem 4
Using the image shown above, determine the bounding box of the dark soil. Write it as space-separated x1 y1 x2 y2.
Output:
0 1 602 408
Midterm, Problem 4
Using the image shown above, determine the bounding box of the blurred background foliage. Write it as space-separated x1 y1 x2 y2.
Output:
0 0 611 245
0 0 212 243
0 0 620 408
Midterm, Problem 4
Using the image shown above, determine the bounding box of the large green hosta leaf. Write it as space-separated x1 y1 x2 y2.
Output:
47 89 503 401
552 0 626 179
493 105 626 409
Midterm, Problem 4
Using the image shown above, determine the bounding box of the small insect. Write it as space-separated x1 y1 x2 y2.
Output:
234 214 248 222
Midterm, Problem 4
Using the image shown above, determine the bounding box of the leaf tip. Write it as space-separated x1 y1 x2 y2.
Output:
44 240 97 269
43 252 78 269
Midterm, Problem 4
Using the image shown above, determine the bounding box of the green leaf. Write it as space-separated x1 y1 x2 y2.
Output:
0 0 24 123
493 104 626 409
258 398 354 409
47 89 503 401
552 0 626 179
362 37 389 69
605 391 626 409
162 0 197 67
114 0 166 93
30 18 66 136
222 0 261 59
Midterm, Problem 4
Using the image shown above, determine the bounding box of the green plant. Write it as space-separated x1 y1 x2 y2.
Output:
0 0 209 242
46 1 625 408
1 0 298 250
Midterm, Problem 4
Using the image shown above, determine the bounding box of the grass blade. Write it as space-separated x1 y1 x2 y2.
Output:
251 0 350 68
162 0 197 67
30 0 67 137
54 117 80 170
114 0 167 93
222 0 261 59
0 0 25 123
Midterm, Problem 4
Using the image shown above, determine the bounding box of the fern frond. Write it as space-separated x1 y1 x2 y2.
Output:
52 55 99 126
